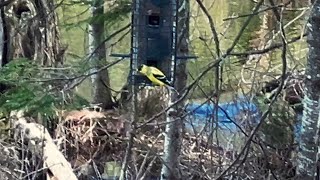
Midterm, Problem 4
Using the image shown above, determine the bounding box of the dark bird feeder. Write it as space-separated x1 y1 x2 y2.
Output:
111 0 196 86
130 0 178 86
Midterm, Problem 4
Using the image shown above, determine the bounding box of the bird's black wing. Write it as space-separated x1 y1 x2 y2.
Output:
154 74 172 86
154 74 166 79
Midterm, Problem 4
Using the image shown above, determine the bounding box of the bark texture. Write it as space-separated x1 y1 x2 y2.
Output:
89 0 114 109
4 0 65 66
161 0 189 179
175 0 189 93
296 1 320 178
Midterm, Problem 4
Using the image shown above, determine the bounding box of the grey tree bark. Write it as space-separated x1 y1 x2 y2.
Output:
0 0 66 67
175 0 189 93
160 0 189 179
296 1 320 179
88 0 114 109
0 7 3 67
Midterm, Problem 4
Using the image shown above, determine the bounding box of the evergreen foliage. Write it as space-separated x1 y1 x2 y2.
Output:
254 95 296 148
0 58 89 119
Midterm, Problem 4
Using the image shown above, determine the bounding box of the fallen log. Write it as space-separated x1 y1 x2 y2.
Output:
13 114 78 180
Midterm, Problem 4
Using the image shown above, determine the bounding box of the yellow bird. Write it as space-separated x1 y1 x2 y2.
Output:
137 64 172 87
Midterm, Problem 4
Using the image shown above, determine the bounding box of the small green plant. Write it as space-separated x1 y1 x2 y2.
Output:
253 95 296 148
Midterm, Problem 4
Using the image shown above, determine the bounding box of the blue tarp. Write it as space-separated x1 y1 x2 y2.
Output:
186 99 259 120
185 98 260 132
185 97 302 138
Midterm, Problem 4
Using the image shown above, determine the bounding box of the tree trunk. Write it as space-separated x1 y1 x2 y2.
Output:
296 1 320 179
88 0 114 109
2 0 66 67
160 0 189 179
175 0 189 93
35 0 64 67
0 6 4 67
0 0 66 92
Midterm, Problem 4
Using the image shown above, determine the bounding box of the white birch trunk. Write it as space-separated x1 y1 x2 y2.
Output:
88 22 96 84
296 1 320 178
161 90 181 180
161 0 189 179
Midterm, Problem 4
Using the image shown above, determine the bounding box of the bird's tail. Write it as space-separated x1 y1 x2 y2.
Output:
165 84 179 95
163 79 173 87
